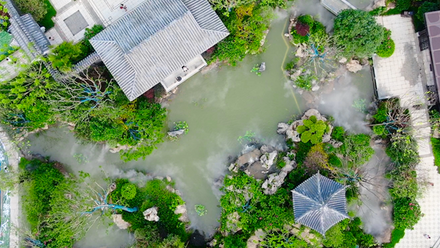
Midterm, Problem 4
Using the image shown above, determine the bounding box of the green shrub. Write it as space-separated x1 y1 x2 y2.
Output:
384 229 405 248
373 125 386 136
38 0 56 29
15 0 47 21
294 73 316 91
295 141 313 165
83 25 104 52
373 102 388 123
386 132 419 166
331 126 345 142
121 183 137 200
334 9 385 58
339 134 374 167
393 197 422 230
377 29 395 58
48 42 83 72
328 154 342 167
416 2 439 23
297 115 329 144
431 137 440 172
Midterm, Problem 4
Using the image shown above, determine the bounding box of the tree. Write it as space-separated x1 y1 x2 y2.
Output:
48 42 82 72
416 2 439 23
333 9 385 58
15 0 47 21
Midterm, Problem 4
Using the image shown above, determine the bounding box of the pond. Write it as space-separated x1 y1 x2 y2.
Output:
26 2 377 247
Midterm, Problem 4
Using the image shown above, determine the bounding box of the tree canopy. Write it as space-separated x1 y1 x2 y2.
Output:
333 9 385 58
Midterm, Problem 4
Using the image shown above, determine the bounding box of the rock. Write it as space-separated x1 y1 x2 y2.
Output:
301 109 321 120
329 139 343 148
166 185 176 194
311 85 320 92
174 205 189 222
286 129 301 142
346 59 363 73
260 151 277 169
228 163 239 173
246 161 268 179
166 176 172 182
373 0 386 8
277 123 289 135
297 89 304 95
290 69 302 81
207 239 217 247
258 62 266 72
322 134 331 143
109 145 129 153
226 212 241 234
112 214 131 229
236 149 261 167
260 144 276 154
338 57 347 63
247 229 266 248
167 129 185 137
143 207 160 222
262 160 296 195
284 33 290 37
433 128 440 138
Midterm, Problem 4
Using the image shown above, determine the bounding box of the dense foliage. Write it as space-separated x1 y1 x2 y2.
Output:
15 0 47 21
20 158 88 247
333 9 385 58
376 29 395 58
110 179 189 247
48 42 83 72
83 24 104 52
0 2 10 31
0 62 167 161
291 15 328 46
431 137 440 172
210 4 272 65
38 0 56 29
323 218 375 248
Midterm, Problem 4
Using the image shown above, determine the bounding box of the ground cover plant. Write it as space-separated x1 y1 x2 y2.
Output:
0 62 167 161
376 29 395 58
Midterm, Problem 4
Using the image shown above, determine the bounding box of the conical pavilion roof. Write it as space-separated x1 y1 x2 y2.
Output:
292 172 349 236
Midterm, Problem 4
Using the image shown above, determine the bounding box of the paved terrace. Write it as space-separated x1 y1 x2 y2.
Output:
373 15 440 248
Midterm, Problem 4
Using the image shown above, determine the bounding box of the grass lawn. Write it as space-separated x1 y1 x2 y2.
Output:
38 0 56 30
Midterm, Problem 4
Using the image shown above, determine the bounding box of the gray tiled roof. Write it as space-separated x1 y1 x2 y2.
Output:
4 0 50 60
292 172 349 236
90 0 229 101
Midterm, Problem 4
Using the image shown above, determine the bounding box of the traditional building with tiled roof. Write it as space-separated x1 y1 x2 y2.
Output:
90 0 229 101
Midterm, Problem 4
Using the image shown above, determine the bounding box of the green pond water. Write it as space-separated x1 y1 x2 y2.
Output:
26 3 376 246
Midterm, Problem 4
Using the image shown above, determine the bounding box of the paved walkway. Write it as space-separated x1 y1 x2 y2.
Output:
373 15 440 248
0 50 30 82
0 127 21 248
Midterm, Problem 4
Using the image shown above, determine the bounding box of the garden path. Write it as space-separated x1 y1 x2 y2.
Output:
373 15 440 248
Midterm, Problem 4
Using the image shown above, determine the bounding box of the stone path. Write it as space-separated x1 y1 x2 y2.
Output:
373 15 440 248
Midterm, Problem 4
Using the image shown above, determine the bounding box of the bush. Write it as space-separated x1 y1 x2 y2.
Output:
84 25 104 52
297 115 329 144
304 143 329 173
377 30 395 58
15 0 47 21
384 229 405 248
393 197 422 230
333 9 385 58
48 42 83 72
339 134 374 167
373 125 386 136
331 126 345 142
386 132 419 166
416 2 439 23
121 183 137 200
38 0 56 29
210 4 273 65
431 137 440 172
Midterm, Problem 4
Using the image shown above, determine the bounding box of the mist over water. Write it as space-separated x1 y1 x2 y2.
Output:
318 68 374 134
25 2 381 246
